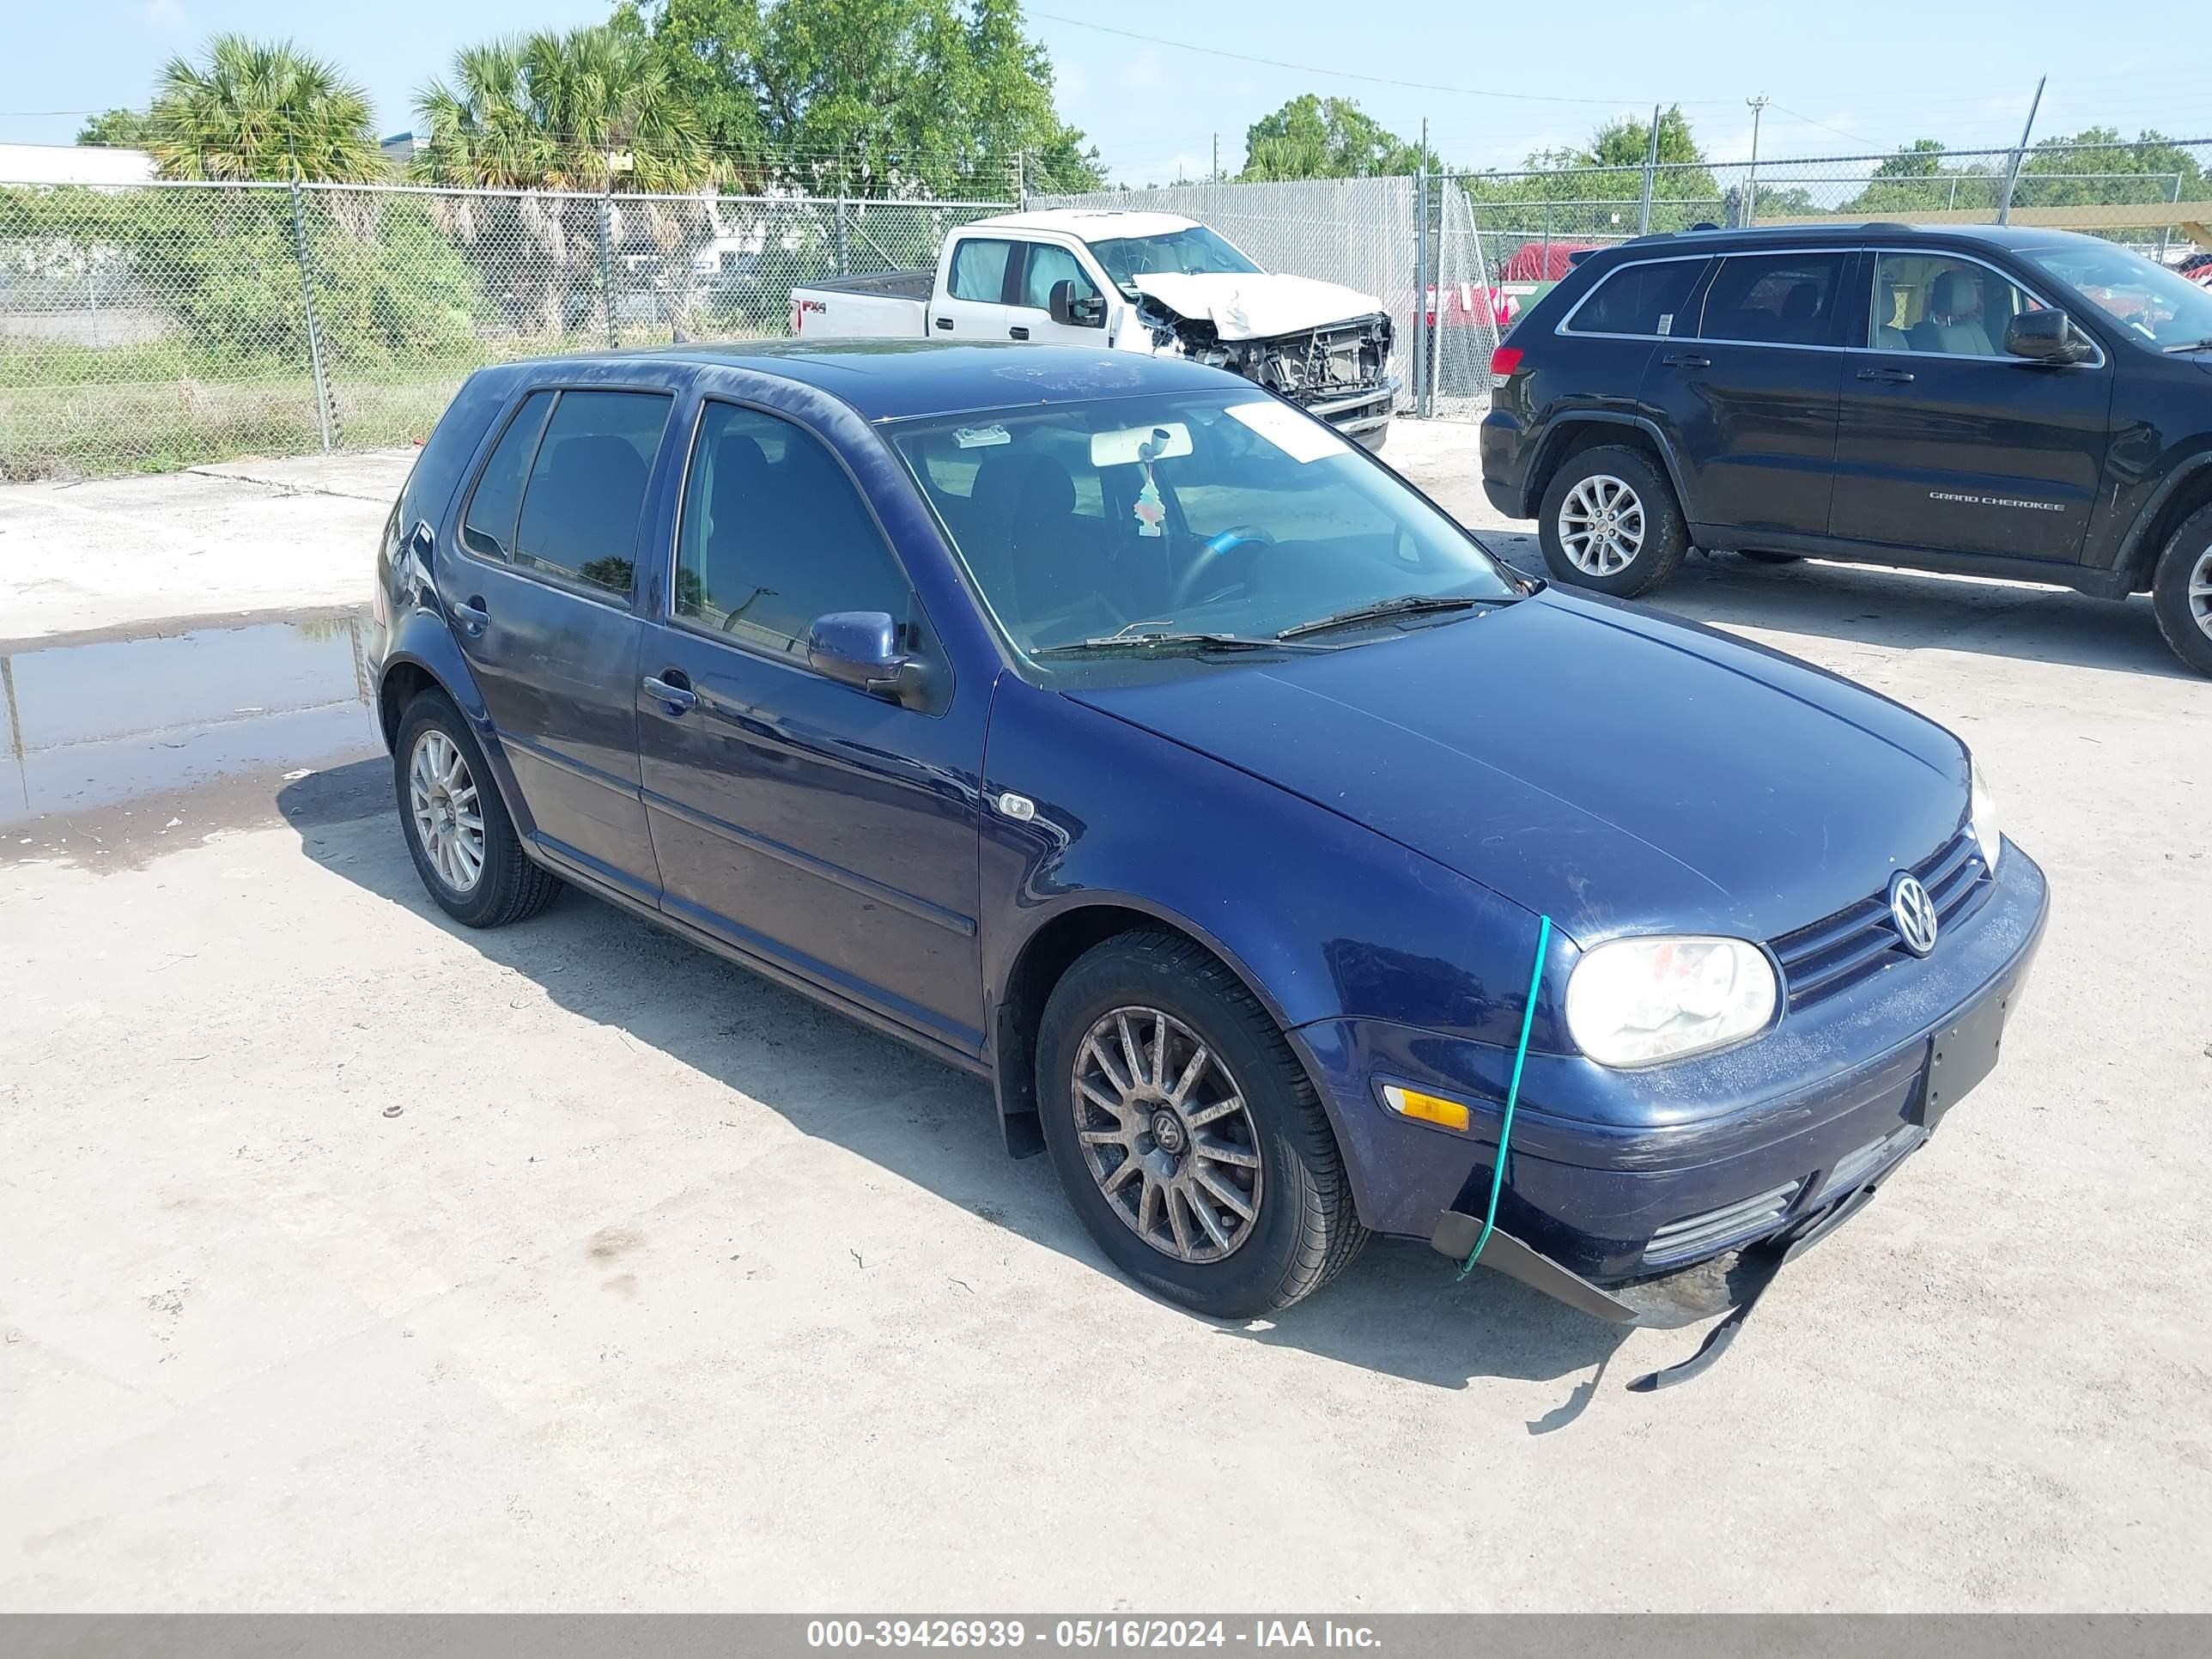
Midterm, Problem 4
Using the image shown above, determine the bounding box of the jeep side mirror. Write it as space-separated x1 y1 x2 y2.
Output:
806 611 928 708
2005 307 2093 364
1049 279 1105 329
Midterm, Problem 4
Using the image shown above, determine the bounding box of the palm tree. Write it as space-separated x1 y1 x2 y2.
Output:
413 26 709 193
148 34 384 183
413 25 713 340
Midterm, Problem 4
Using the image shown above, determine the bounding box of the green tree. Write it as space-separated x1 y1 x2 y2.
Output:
413 21 710 191
76 108 160 148
636 0 1103 197
146 34 385 182
2013 127 2206 210
1464 106 1717 239
1238 95 1432 181
1842 139 2000 216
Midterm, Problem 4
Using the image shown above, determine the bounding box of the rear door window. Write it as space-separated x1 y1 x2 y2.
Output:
1563 258 1708 337
459 390 554 560
507 390 673 600
1698 252 1850 346
947 239 1016 304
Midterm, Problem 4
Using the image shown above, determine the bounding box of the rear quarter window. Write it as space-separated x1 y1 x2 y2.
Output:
1563 259 1709 337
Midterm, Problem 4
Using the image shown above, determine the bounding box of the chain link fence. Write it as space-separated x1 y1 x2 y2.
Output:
0 179 1011 479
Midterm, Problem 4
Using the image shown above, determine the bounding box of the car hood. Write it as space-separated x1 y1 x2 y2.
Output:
1066 592 1970 945
1130 272 1386 341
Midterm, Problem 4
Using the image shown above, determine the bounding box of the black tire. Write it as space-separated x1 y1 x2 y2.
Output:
1536 442 1690 599
1035 931 1366 1318
2149 503 2212 679
392 689 561 927
1737 550 1803 564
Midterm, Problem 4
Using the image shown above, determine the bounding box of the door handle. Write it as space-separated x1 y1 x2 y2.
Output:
451 597 488 637
1660 353 1711 368
934 317 953 331
1009 325 1030 340
1857 366 1916 383
642 672 696 715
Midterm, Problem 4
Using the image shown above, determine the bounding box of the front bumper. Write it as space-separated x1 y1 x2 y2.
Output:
1301 380 1397 436
1291 843 2049 1283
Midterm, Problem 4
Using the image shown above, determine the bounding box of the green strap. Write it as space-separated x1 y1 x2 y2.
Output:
1458 913 1553 1279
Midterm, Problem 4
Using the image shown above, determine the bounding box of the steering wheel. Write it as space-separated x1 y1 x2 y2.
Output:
1172 525 1275 609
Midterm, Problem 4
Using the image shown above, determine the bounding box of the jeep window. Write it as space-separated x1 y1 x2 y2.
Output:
1698 252 1848 346
1869 253 2040 356
1563 258 1708 337
2020 240 2212 349
1088 227 1261 301
948 238 1017 304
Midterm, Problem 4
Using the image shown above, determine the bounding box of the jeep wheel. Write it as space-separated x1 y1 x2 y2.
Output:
1035 931 1366 1318
1538 444 1689 598
2149 503 2212 679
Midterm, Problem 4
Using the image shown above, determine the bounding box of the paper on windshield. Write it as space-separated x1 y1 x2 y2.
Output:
1224 400 1346 464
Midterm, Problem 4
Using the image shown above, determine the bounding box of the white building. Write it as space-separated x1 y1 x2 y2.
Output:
0 143 158 186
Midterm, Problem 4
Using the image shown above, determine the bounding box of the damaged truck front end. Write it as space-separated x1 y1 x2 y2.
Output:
1139 301 1398 447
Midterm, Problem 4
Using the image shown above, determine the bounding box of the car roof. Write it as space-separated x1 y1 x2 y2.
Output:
495 339 1242 423
963 208 1200 240
1586 222 2107 262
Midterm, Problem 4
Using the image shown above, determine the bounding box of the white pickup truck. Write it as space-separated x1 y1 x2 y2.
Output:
789 209 1398 447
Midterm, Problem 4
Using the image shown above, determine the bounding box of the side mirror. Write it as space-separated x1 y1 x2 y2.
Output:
1048 279 1105 329
806 611 927 707
2005 307 2094 364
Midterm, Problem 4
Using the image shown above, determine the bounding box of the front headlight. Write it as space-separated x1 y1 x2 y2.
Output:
1969 761 2002 873
1564 936 1778 1068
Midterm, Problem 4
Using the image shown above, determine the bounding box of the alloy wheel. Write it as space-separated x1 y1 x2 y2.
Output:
2190 545 2212 643
1558 473 1646 577
409 728 485 895
1070 1006 1263 1265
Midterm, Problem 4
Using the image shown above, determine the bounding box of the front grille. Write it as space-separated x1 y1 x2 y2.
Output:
1770 827 1990 1010
1643 1179 1802 1268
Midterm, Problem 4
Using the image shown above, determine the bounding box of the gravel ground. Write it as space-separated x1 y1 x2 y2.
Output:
2 422 2209 1611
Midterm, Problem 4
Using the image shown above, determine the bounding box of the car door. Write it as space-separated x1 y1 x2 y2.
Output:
1640 247 1850 538
929 234 1020 343
1011 238 1109 344
445 382 675 902
635 394 988 1055
1830 248 2113 562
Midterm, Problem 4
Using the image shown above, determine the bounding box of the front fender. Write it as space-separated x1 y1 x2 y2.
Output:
976 676 1560 1226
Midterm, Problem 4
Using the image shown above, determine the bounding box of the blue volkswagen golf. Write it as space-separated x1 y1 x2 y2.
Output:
370 342 2046 1333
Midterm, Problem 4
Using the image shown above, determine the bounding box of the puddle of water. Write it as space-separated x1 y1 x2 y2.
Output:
2 613 380 828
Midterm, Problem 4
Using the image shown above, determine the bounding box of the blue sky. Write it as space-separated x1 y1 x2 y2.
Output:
3 0 2208 184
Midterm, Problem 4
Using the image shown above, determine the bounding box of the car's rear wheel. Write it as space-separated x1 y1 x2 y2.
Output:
1538 444 1689 598
393 690 561 927
2149 503 2212 679
1036 931 1365 1318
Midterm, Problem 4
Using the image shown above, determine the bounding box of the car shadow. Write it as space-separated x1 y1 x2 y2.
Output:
1484 538 2188 679
280 760 1637 1424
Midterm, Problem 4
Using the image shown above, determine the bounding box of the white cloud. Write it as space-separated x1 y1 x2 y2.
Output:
1122 50 1164 90
1058 63 1087 106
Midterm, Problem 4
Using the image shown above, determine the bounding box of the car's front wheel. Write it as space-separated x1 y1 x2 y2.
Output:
2149 502 2212 679
1537 444 1689 598
1036 931 1366 1318
393 689 561 927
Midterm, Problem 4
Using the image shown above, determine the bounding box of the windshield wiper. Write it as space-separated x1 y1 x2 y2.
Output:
1276 593 1480 641
1032 631 1294 658
2162 336 2212 353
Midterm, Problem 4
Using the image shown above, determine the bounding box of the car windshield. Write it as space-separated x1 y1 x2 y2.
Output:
2021 240 2212 349
887 392 1518 681
1087 228 1261 299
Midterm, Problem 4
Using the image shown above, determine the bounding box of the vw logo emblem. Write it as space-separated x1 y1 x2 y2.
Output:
1889 872 1940 957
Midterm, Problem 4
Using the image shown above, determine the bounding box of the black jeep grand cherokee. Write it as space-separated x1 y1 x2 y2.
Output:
1479 223 2212 676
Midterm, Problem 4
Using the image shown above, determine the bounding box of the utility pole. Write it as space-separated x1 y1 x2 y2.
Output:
1744 94 1769 228
1637 103 1661 234
1212 132 1219 184
1997 76 2047 226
